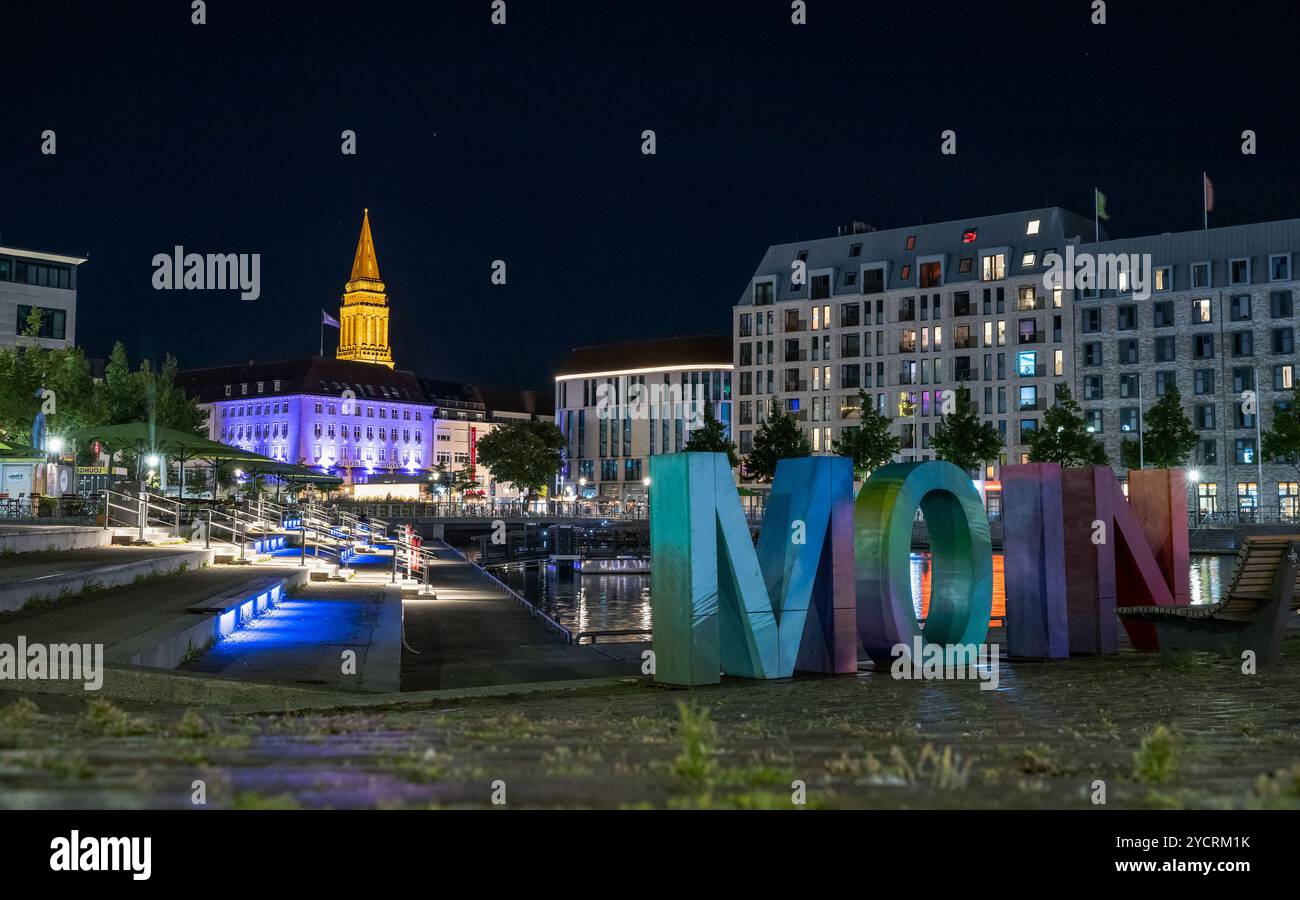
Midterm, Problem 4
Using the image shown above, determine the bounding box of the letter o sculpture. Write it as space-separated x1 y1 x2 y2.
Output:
854 461 993 665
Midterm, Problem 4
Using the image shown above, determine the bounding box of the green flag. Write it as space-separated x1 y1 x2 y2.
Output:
1095 188 1109 221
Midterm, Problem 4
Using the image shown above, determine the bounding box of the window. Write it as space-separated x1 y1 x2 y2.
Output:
1021 251 1036 268
1081 308 1101 332
1026 219 1040 235
1194 369 1215 395
1236 480 1258 511
919 261 942 288
1269 254 1290 282
1195 404 1215 430
862 267 885 294
1017 351 1038 377
1279 483 1300 519
1275 364 1295 390
1191 262 1211 288
1230 294 1252 321
1019 385 1038 410
1231 331 1253 357
1273 328 1295 354
1083 375 1103 400
1271 290 1294 317
840 302 860 327
899 264 911 282
1198 440 1217 466
1085 410 1103 433
1153 301 1174 327
1117 340 1139 364
1193 335 1215 359
849 243 862 257
1117 305 1137 329
981 253 1006 281
753 281 774 305
906 235 917 251
1229 258 1250 285
1083 342 1103 366
1017 286 1039 311
958 257 973 274
1233 367 1255 392
810 273 831 300
1155 371 1176 396
1120 408 1139 432
13 305 68 340
1154 266 1171 292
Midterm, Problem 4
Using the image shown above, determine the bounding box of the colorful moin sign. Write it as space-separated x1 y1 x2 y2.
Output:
648 453 992 686
1001 464 1189 657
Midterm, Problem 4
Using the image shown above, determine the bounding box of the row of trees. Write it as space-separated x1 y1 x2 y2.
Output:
0 309 204 460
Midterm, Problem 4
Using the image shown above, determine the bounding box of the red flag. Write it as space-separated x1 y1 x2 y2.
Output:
1204 174 1215 212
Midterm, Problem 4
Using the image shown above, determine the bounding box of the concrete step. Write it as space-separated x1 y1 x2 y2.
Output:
0 546 215 613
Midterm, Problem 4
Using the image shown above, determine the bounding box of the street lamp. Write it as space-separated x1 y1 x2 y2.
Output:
47 436 64 454
1188 468 1202 519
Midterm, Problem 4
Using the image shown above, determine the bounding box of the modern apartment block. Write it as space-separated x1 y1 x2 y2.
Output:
1074 222 1300 518
732 208 1300 517
1 243 88 350
554 336 733 503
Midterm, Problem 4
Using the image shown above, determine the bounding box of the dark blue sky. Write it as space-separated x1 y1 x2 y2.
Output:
6 0 1299 390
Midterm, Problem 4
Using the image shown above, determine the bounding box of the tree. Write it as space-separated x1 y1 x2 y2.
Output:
745 399 812 482
1025 386 1109 467
473 419 565 502
682 400 740 467
1129 387 1198 469
832 389 900 478
930 386 1002 474
1261 388 1300 475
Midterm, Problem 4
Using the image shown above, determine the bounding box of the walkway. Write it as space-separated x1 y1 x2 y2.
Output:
400 542 641 691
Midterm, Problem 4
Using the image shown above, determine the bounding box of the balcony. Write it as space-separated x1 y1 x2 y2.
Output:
1016 296 1046 311
953 369 976 383
784 349 808 363
784 318 808 332
898 341 917 353
1019 399 1045 412
1018 332 1044 345
953 335 978 349
1018 364 1046 378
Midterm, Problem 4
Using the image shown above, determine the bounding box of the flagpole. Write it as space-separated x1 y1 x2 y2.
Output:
320 319 324 357
1202 172 1207 231
1094 187 1099 242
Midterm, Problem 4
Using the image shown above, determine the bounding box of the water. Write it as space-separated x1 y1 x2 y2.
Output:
496 553 1237 642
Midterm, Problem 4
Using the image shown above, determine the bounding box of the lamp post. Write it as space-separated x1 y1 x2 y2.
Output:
1188 468 1201 521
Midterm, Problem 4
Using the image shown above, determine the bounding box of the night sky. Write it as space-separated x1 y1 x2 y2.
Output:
7 0 1300 391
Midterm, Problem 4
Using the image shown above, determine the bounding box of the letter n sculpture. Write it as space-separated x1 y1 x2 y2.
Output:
648 453 856 686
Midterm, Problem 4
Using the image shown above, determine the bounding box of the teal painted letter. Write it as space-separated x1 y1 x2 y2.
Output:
649 452 856 686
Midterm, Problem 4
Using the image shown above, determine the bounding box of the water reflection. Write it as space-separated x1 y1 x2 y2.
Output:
498 554 1234 641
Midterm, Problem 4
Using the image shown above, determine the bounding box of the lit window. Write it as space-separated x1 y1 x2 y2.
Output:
962 229 977 244
905 235 916 251
1021 252 1036 268
1026 219 1040 235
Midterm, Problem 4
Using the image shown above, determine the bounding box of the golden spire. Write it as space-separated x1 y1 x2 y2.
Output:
336 208 394 368
349 207 381 283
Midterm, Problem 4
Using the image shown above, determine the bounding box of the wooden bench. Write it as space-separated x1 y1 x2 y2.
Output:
1117 535 1300 666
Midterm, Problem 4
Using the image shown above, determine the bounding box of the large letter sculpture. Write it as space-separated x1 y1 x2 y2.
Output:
1061 466 1187 654
648 452 856 686
1001 464 1068 659
854 461 993 665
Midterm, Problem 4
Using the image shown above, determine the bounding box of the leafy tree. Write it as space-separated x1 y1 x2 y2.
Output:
0 320 101 447
745 399 812 482
1128 388 1198 469
1261 388 1300 475
930 385 1002 474
682 400 740 467
832 388 900 478
1025 386 1109 467
473 419 565 502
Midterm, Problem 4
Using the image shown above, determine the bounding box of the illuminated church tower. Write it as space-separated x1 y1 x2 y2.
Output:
335 209 394 368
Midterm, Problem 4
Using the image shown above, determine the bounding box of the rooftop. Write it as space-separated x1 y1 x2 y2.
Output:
555 335 733 379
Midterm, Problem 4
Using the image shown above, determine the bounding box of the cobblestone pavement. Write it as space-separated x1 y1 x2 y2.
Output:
2 640 1298 809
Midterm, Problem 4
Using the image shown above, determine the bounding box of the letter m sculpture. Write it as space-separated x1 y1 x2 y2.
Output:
648 452 857 686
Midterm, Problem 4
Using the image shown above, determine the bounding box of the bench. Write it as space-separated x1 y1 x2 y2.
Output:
1117 535 1300 666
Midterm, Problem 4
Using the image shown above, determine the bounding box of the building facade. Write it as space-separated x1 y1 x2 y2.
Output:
554 336 733 503
1 243 88 350
176 210 549 499
733 208 1300 517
